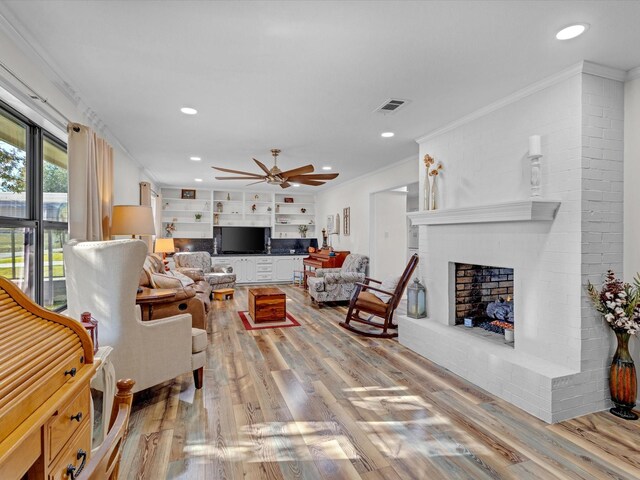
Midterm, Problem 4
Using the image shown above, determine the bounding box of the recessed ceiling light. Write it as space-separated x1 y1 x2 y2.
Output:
190 156 201 161
291 183 300 187
381 132 395 138
180 107 198 115
322 166 332 171
556 23 589 40
194 178 203 182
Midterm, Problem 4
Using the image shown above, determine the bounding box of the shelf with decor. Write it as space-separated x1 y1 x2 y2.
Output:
272 193 315 239
212 189 274 227
161 187 213 238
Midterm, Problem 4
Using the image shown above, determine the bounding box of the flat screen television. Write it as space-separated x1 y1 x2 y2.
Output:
218 226 268 254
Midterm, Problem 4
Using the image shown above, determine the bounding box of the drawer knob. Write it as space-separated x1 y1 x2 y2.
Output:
66 449 87 479
70 411 83 422
64 367 77 377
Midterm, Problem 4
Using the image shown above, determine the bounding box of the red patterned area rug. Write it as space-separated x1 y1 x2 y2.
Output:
237 311 301 331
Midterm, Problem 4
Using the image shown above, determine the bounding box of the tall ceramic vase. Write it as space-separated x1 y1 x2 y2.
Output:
429 175 438 211
423 167 430 210
609 331 638 420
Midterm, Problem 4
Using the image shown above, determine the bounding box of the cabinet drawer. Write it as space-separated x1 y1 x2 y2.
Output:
48 421 91 480
46 388 90 463
255 258 272 265
256 273 273 280
256 265 273 273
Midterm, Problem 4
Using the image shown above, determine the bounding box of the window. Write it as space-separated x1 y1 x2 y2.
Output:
0 102 68 310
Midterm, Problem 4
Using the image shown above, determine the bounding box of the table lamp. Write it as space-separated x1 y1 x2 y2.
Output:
154 238 175 267
111 205 156 238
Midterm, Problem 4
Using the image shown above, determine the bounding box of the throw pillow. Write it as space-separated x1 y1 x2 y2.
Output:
372 276 400 303
150 272 182 289
166 270 196 287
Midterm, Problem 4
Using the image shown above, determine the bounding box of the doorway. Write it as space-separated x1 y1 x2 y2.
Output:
369 182 418 280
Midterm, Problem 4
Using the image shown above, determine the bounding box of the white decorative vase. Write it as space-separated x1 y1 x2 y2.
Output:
428 175 438 211
423 167 431 210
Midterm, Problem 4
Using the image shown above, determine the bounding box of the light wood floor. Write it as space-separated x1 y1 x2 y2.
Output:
120 285 640 479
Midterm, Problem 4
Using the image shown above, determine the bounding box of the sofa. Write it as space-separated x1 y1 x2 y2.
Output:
307 254 369 305
173 251 236 290
138 253 212 330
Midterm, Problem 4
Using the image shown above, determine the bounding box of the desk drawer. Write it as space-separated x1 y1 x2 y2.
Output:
48 421 91 480
46 388 90 463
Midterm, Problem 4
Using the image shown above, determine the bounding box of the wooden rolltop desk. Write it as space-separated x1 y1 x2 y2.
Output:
0 277 97 479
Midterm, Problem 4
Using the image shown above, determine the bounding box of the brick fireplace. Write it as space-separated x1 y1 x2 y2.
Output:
455 263 514 325
398 65 624 423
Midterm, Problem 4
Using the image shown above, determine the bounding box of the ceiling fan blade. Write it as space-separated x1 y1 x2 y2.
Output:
294 179 325 186
279 164 314 178
253 158 272 175
280 182 291 189
215 176 267 180
287 173 339 181
246 179 267 186
212 166 263 177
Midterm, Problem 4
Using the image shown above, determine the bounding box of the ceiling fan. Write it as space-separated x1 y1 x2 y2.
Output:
212 149 339 188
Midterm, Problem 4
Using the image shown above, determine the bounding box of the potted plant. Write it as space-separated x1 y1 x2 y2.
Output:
194 212 202 222
587 270 640 420
298 225 308 238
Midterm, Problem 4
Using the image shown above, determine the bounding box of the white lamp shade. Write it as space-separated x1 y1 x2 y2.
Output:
111 205 156 236
154 238 175 254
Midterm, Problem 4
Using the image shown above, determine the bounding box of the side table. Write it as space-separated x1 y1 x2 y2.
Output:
136 287 177 320
90 345 116 449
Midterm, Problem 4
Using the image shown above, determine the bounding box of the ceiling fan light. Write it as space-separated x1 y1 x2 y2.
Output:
322 166 332 171
291 183 300 187
190 156 201 161
194 178 203 182
180 107 198 115
381 132 395 138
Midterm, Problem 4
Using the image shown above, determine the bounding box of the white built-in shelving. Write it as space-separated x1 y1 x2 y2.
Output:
159 187 316 239
161 188 212 238
273 193 316 239
213 190 273 227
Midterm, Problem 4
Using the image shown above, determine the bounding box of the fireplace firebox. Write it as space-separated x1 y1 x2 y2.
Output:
454 263 514 329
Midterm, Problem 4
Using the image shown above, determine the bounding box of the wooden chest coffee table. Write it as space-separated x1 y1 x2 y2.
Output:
248 287 286 323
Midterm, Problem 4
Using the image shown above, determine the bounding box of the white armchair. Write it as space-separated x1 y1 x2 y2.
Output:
64 239 207 392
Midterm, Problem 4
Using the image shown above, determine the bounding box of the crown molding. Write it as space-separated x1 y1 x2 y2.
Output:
626 66 640 81
0 6 157 184
582 61 627 82
415 61 626 144
317 154 417 195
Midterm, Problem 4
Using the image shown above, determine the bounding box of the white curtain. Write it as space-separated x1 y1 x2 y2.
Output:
139 181 154 252
67 123 114 240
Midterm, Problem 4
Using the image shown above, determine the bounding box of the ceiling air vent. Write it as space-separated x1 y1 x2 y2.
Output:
375 98 410 114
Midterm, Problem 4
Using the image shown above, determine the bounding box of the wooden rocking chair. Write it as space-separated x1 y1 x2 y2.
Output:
339 254 419 338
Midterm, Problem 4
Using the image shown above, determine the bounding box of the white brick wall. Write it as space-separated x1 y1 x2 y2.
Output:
401 68 625 423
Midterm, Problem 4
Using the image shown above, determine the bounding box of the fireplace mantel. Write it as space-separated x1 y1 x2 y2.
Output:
407 200 561 226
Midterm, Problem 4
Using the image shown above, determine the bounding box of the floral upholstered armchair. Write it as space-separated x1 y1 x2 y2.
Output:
307 254 369 305
173 251 236 290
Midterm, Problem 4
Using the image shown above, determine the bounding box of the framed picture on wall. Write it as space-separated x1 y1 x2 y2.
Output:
326 215 334 234
343 207 350 236
181 189 196 199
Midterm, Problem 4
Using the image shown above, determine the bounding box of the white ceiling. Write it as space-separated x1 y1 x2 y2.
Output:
2 1 640 191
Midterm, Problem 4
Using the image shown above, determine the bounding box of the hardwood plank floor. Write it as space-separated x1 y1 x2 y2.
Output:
120 285 640 479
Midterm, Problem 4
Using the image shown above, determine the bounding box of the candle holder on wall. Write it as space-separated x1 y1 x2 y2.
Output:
528 135 542 197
